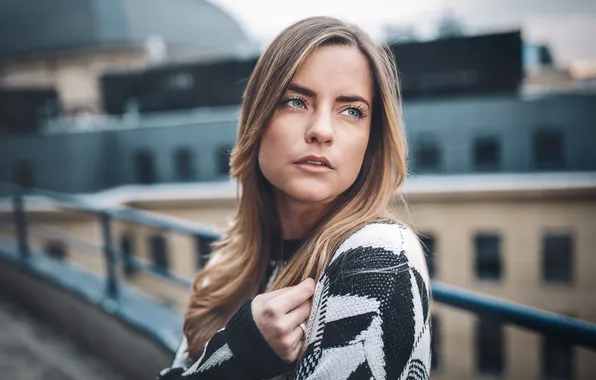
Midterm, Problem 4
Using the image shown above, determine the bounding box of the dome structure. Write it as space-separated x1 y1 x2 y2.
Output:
0 0 255 61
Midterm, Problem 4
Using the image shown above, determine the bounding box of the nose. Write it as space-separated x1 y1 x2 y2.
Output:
305 109 334 145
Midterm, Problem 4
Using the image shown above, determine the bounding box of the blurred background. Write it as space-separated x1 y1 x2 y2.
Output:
0 0 595 379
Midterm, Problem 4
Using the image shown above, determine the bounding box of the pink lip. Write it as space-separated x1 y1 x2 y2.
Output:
294 162 333 173
294 155 333 169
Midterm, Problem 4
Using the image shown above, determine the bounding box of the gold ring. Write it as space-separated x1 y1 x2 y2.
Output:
299 323 307 339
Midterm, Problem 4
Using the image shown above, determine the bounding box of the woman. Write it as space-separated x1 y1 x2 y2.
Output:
158 16 431 380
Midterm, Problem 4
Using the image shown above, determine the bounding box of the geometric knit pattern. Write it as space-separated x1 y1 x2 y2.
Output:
157 222 431 380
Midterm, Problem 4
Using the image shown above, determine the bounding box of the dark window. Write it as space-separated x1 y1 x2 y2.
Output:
473 136 501 171
174 147 195 182
44 240 67 260
542 336 574 380
474 233 502 281
476 318 504 376
420 233 436 278
414 139 441 173
217 145 233 176
538 45 554 65
533 129 564 170
149 234 169 272
13 160 35 188
196 236 214 270
120 234 136 277
542 232 573 284
431 314 441 371
134 149 157 184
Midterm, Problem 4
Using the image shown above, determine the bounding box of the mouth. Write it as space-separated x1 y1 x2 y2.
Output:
294 155 333 169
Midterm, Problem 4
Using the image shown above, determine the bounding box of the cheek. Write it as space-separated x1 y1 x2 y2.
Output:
342 127 370 182
258 120 287 181
258 131 275 176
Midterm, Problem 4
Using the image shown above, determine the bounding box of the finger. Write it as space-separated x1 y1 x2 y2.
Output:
257 286 294 302
270 278 315 314
289 324 307 360
289 323 307 349
283 299 311 327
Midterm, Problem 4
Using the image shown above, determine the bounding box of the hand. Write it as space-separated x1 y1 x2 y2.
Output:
251 278 315 362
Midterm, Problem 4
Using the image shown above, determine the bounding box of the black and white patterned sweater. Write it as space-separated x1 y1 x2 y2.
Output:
158 222 432 380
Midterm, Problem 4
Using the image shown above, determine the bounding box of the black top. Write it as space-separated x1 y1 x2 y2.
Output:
260 239 302 293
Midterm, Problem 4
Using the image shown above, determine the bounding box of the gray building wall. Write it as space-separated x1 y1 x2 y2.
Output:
0 111 239 193
404 92 596 173
0 92 594 194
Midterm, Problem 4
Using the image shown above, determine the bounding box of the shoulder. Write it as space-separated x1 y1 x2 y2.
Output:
329 221 428 280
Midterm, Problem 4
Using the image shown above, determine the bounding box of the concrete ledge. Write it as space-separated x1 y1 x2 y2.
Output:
0 242 183 380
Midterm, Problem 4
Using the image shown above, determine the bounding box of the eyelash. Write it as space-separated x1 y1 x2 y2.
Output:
344 105 368 119
279 96 368 119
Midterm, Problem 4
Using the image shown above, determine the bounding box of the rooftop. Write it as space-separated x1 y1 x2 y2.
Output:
1 172 594 215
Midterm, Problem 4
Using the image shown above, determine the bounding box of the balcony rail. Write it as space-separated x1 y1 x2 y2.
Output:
1 183 595 352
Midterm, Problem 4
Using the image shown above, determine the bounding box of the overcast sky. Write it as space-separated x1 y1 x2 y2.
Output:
211 0 596 66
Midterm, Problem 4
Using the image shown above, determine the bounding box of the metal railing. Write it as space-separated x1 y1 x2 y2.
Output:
2 183 596 352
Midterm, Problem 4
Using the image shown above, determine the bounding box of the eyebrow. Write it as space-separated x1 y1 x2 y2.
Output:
287 83 371 108
336 95 370 108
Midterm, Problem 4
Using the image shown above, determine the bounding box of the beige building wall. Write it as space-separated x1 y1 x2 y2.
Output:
0 211 105 277
406 198 596 380
0 209 195 312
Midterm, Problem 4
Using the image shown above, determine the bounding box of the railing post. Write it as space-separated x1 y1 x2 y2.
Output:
12 186 30 261
194 235 213 270
100 212 118 300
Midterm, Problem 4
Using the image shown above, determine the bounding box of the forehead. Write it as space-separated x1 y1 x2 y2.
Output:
292 44 373 99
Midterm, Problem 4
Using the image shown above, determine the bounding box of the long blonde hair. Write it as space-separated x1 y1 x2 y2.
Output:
184 16 408 359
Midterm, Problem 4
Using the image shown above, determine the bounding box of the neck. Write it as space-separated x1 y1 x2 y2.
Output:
274 191 333 240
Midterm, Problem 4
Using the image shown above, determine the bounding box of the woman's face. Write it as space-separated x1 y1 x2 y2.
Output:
258 44 373 205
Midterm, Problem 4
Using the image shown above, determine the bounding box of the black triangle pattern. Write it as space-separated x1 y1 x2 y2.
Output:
290 244 426 379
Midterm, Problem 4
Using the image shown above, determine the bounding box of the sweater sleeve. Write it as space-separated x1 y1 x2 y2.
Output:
289 223 432 380
157 300 294 380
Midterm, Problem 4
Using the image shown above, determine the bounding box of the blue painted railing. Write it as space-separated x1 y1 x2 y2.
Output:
2 183 596 351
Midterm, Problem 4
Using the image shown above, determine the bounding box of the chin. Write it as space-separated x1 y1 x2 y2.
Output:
281 179 340 204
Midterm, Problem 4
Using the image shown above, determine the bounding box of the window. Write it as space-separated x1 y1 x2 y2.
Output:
419 233 436 278
216 145 233 176
533 129 564 170
149 234 169 272
542 231 573 284
13 160 35 188
414 139 441 173
196 236 215 270
431 314 441 371
476 318 504 376
120 234 136 277
43 240 67 260
474 233 502 281
174 147 195 182
473 136 501 171
134 149 157 184
542 336 574 380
